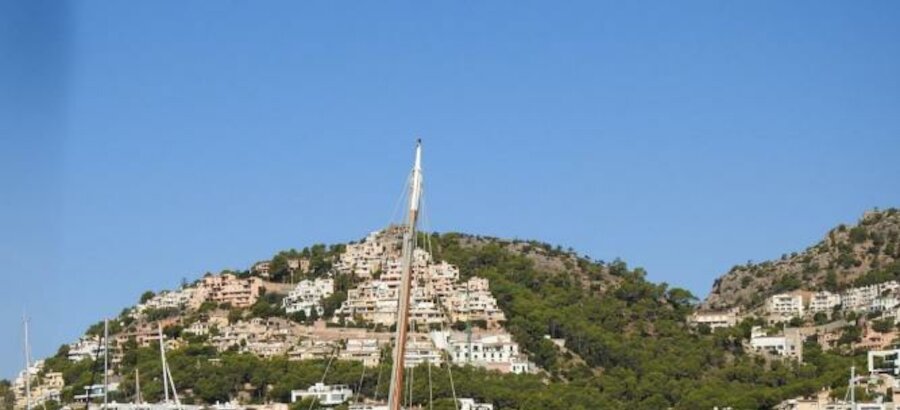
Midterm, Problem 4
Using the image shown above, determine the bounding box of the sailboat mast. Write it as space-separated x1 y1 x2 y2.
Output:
135 368 141 404
104 318 109 408
23 314 31 410
387 140 424 410
159 323 169 403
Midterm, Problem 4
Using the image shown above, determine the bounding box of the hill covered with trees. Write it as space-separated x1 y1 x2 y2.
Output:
16 229 882 409
704 208 900 310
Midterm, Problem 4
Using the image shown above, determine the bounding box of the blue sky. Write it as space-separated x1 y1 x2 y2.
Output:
2 1 899 377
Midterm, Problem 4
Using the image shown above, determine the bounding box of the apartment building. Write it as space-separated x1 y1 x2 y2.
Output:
766 293 805 319
404 335 443 368
842 281 900 312
67 336 108 362
136 288 200 313
338 338 384 367
13 361 63 409
432 330 533 374
289 340 336 362
336 231 393 279
445 278 506 327
211 317 298 354
283 278 334 316
197 273 263 308
809 291 842 313
749 326 803 361
689 308 740 330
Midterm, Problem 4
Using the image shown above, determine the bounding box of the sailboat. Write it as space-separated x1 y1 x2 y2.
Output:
23 314 33 410
349 140 460 410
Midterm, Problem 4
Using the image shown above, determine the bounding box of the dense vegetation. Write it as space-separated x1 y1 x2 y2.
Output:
425 233 866 409
0 380 14 410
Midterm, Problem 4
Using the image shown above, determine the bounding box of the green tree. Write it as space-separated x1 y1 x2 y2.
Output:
140 291 156 304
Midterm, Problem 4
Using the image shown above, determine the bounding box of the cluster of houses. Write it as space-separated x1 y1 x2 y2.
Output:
16 229 537 409
690 280 900 364
134 273 265 316
11 360 63 409
764 281 900 322
333 231 506 329
692 281 900 332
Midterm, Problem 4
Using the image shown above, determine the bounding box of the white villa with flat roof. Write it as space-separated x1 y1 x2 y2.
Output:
283 277 334 316
767 293 805 319
290 383 353 406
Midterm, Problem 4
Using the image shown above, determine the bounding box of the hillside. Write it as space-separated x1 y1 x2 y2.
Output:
704 208 900 310
12 230 867 410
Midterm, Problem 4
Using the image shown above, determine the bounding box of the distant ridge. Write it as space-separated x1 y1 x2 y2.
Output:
704 208 900 310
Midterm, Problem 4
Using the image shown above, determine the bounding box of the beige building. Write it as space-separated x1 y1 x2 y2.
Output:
197 273 263 308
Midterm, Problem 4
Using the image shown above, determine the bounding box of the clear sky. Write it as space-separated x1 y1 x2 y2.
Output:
2 1 899 378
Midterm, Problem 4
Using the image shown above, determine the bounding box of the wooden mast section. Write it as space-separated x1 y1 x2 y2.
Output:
386 139 423 410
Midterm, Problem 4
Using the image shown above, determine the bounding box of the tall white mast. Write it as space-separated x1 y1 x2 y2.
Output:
23 314 31 410
135 368 142 404
159 323 169 403
103 318 109 408
387 140 424 410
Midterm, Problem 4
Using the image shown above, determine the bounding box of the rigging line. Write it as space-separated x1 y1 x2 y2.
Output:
354 362 367 404
386 171 413 230
419 192 432 254
373 349 386 401
84 321 105 406
446 358 460 410
433 292 459 410
406 365 412 409
309 346 339 410
407 313 417 409
428 357 433 410
166 358 181 407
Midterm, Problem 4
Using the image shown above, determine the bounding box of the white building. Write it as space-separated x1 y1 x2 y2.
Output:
749 326 803 360
689 308 740 330
283 278 334 317
766 294 804 318
67 337 108 362
842 281 900 313
809 291 842 313
339 338 383 367
404 335 443 368
290 383 353 406
136 288 199 313
73 383 120 402
870 296 900 313
868 349 900 376
459 398 494 410
431 330 533 374
445 278 506 327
